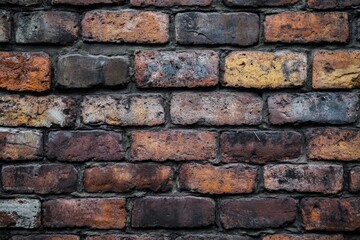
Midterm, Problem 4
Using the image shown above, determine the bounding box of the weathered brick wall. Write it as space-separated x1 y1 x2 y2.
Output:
0 0 359 239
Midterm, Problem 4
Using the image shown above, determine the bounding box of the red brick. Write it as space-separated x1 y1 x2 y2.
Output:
2 164 78 194
349 167 360 192
0 128 43 161
0 52 51 92
81 95 165 126
130 130 216 161
0 11 10 42
52 0 124 5
171 92 262 126
179 163 257 194
177 236 251 240
307 0 360 9
132 197 215 228
176 12 259 46
47 131 124 162
268 93 359 125
264 164 343 194
221 131 302 164
130 0 211 6
15 11 79 44
134 50 219 88
220 198 297 229
307 128 360 161
11 235 80 240
263 234 344 240
43 198 126 229
224 0 300 6
301 198 360 231
87 235 169 240
84 163 173 193
264 12 349 43
0 95 76 127
82 10 169 44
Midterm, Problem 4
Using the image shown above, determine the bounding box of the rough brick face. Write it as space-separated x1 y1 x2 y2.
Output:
47 131 124 162
0 0 41 5
0 11 10 42
307 0 360 9
177 236 251 240
134 51 219 88
131 197 215 228
11 236 80 240
82 10 169 44
179 163 257 194
43 198 126 229
171 92 262 126
264 164 343 193
82 95 165 126
84 163 173 192
224 51 307 89
52 0 124 5
350 167 360 192
57 54 128 88
0 128 43 161
221 131 303 164
268 93 359 125
175 12 259 46
0 95 76 127
15 11 79 44
263 234 344 240
130 130 216 161
0 199 40 228
264 12 349 43
301 198 360 231
130 0 211 6
2 164 78 194
312 50 360 89
0 52 51 92
87 236 169 240
307 128 360 161
224 0 300 6
220 198 297 229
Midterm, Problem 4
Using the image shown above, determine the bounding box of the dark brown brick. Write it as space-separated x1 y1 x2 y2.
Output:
84 163 173 193
0 199 40 228
220 198 297 229
221 131 303 164
0 0 41 5
176 12 259 46
0 128 43 161
0 11 10 42
11 235 80 240
57 54 128 88
15 11 79 44
171 92 263 126
307 128 360 161
264 12 349 43
350 167 360 192
177 235 251 240
132 197 215 228
2 164 78 194
301 198 360 231
134 51 219 88
47 131 124 162
224 0 300 6
130 130 216 161
130 0 211 6
87 235 169 240
268 93 359 125
52 0 124 5
264 164 343 194
307 0 360 9
179 163 257 194
43 198 126 229
263 234 344 240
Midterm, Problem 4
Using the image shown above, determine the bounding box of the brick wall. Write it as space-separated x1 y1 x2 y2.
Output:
0 0 359 239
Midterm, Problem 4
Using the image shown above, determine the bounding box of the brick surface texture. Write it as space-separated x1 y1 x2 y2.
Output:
0 0 359 239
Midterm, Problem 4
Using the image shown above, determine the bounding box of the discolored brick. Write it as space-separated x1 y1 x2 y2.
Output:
179 163 257 194
130 130 216 161
0 199 40 228
82 10 169 44
224 0 300 6
0 11 10 42
301 198 360 231
262 234 344 240
43 198 126 229
264 164 343 194
307 128 360 161
307 0 360 9
11 235 80 240
176 12 259 46
84 163 173 192
224 51 307 89
221 131 303 164
171 92 262 126
134 50 219 88
0 95 76 127
177 235 251 240
350 167 360 192
264 12 349 43
87 236 169 240
57 54 128 88
81 95 165 126
0 0 41 5
268 93 359 125
0 52 51 92
15 11 79 44
220 198 297 229
130 0 211 6
0 128 43 161
47 131 124 162
52 0 124 5
312 50 360 89
132 197 215 228
2 164 78 194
